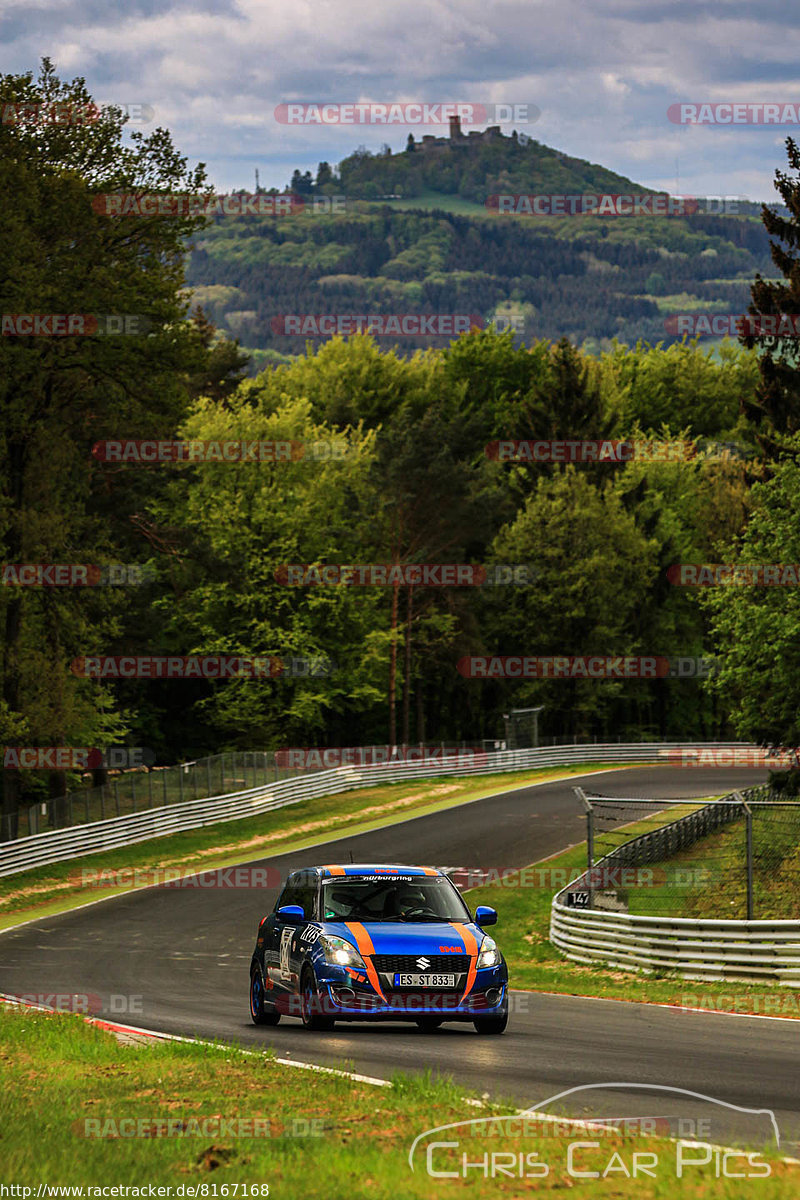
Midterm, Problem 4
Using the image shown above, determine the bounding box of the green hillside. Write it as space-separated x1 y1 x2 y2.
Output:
186 128 775 363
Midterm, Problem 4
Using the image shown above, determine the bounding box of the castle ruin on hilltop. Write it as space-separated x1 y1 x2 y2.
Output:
416 114 503 152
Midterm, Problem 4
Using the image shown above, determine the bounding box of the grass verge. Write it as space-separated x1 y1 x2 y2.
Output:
0 764 621 932
465 831 800 1018
1 1004 796 1195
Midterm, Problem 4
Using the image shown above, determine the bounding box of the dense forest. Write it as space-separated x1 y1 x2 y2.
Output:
187 203 774 360
187 120 777 361
3 63 800 832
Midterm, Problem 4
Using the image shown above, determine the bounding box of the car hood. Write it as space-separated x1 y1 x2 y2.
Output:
326 920 485 955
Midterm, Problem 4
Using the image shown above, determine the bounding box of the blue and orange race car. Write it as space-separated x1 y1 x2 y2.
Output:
249 864 508 1033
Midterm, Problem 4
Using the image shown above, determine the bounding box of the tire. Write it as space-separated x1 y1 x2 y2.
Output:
473 1010 508 1035
300 966 335 1031
415 1017 443 1032
250 965 280 1026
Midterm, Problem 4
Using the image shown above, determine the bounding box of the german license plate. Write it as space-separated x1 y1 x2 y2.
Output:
394 973 456 987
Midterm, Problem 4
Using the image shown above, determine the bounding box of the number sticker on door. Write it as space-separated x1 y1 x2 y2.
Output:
279 927 294 980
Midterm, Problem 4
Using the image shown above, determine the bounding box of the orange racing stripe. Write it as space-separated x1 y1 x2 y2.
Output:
451 922 479 1000
345 921 387 1001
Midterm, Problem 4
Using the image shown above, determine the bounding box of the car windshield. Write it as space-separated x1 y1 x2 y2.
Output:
321 875 471 922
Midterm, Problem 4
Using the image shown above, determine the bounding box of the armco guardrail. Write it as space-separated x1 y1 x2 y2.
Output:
550 906 800 985
550 785 800 984
0 741 760 879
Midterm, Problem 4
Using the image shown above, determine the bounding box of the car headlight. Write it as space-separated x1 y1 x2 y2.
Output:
319 934 366 970
476 936 500 969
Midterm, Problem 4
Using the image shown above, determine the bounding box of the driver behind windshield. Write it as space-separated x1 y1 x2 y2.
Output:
321 877 469 922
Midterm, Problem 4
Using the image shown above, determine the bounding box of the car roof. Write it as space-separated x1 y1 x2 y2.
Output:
315 864 441 878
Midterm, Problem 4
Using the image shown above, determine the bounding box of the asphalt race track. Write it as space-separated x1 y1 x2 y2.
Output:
3 765 799 1151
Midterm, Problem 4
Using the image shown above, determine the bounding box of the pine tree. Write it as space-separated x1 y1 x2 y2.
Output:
741 137 800 453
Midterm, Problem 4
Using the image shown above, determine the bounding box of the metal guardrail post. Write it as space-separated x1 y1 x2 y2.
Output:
735 791 753 920
574 787 593 907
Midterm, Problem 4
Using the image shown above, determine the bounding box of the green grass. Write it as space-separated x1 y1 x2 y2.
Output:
0 763 625 931
621 807 800 921
464 825 800 1016
2 1005 797 1195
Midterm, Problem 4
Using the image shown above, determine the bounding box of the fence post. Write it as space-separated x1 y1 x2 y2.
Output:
207 757 213 798
736 792 753 920
574 787 593 907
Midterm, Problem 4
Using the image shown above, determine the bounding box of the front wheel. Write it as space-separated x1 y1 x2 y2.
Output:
473 1010 508 1035
301 967 335 1031
250 966 280 1026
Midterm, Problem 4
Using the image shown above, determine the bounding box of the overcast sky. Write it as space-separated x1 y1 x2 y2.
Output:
3 0 799 200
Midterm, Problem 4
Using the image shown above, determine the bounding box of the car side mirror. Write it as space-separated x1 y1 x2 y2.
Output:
277 904 305 924
475 905 497 927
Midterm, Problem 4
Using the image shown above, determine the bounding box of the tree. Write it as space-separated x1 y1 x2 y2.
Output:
485 470 658 737
184 307 250 404
705 444 800 746
290 169 314 195
146 391 384 748
741 138 800 450
315 161 333 190
0 60 210 830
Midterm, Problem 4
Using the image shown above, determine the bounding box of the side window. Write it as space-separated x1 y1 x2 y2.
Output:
296 877 318 920
274 872 317 919
273 874 296 913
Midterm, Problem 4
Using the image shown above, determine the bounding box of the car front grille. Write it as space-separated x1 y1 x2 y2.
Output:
370 954 471 974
